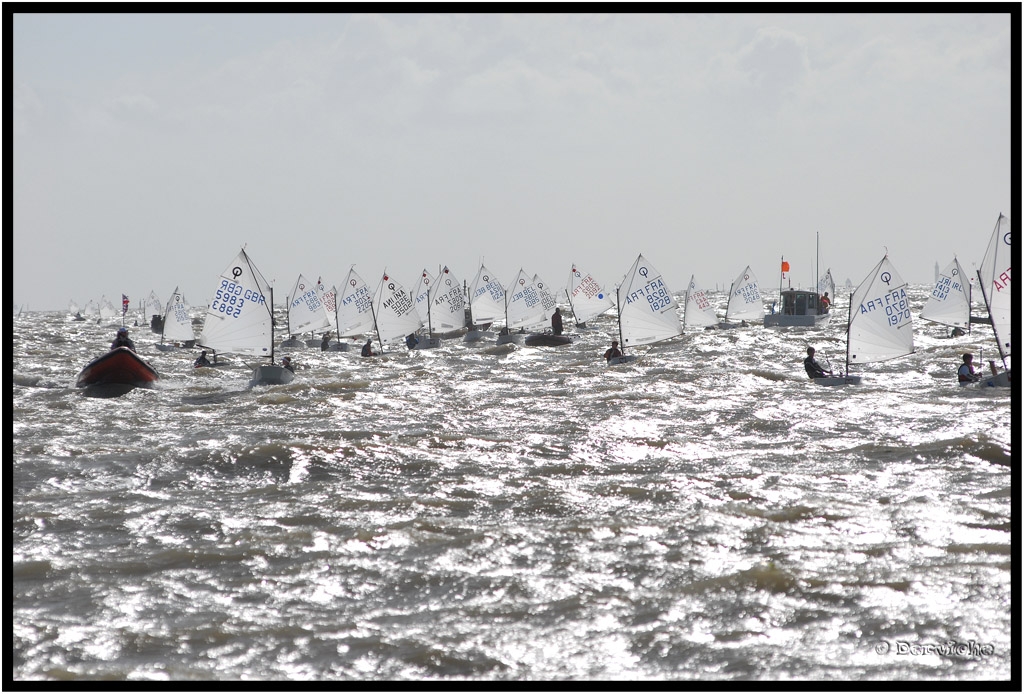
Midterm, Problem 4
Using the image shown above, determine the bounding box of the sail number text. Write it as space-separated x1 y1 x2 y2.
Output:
213 279 265 318
626 278 672 311
860 287 910 327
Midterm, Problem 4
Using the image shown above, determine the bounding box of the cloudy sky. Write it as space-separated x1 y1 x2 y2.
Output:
13 12 1013 312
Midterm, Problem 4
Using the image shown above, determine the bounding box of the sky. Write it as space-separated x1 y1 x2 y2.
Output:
12 11 1016 312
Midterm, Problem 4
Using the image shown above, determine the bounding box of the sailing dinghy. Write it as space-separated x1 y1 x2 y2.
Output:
566 264 614 328
281 274 332 349
198 247 293 386
335 267 376 351
464 264 505 342
420 265 467 346
496 269 546 346
920 257 972 335
370 271 423 353
609 254 683 365
812 254 913 386
154 286 196 351
721 265 763 328
970 213 1011 387
683 275 719 330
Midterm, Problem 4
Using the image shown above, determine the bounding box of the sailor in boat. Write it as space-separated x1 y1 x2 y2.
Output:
110 327 137 353
361 338 377 357
604 340 622 362
820 292 831 313
551 307 564 336
321 333 331 351
957 353 982 385
950 327 966 338
804 347 832 379
282 356 295 373
405 333 420 349
194 350 212 368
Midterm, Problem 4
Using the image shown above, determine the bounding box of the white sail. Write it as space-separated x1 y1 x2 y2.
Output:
372 271 423 344
336 267 375 338
616 254 683 347
198 248 275 357
566 264 614 325
725 266 763 322
286 274 332 335
321 283 338 332
427 266 467 333
83 300 98 317
530 274 558 329
68 300 80 315
98 296 117 319
848 255 914 364
977 213 1012 360
683 275 719 328
818 268 835 301
413 269 434 324
469 264 505 326
145 291 163 319
161 286 195 343
504 269 547 330
920 258 971 329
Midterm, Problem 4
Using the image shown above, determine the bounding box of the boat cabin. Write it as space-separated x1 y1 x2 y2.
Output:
763 289 830 327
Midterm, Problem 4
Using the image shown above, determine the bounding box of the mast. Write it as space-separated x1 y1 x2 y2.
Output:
845 289 853 377
778 256 784 308
975 268 1008 370
269 286 276 364
616 284 625 354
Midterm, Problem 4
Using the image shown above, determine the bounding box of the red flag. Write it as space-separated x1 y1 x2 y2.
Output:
781 261 790 273
122 294 129 314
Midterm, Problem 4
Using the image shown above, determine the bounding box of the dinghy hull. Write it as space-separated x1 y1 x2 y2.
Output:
251 364 295 386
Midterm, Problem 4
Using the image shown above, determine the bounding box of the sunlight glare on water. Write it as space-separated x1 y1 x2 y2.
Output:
11 283 1012 681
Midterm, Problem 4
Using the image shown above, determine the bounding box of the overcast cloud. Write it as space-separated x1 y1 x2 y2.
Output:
12 12 1013 311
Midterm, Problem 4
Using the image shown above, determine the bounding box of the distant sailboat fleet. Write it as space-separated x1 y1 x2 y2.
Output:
66 214 1011 394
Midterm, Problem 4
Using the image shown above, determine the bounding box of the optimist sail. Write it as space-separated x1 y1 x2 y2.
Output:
848 255 914 364
566 264 614 325
427 266 467 333
683 275 719 328
161 286 195 343
504 269 547 330
469 264 506 326
99 296 117 319
336 267 375 338
818 268 836 302
199 248 275 357
725 266 763 322
145 291 163 320
616 254 683 348
531 274 558 329
372 271 423 344
977 213 1012 362
413 269 434 324
920 258 971 329
286 274 332 335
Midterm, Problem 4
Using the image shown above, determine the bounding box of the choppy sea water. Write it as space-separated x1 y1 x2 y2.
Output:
11 284 1013 682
